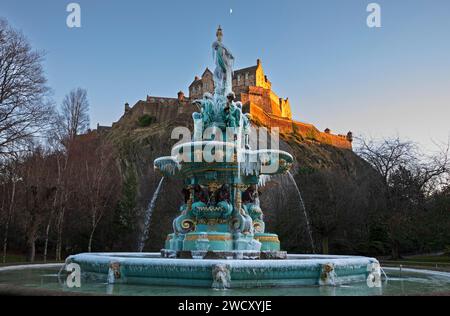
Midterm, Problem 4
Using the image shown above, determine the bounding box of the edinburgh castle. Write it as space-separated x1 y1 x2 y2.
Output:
114 59 353 150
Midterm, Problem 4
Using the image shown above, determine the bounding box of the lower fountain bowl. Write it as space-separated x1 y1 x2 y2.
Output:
66 253 381 288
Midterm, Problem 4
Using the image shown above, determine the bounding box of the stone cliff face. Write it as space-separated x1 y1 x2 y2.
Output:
106 100 384 253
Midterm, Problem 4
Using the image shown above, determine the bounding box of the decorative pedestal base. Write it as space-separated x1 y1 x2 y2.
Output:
165 232 281 254
161 249 288 260
254 233 281 251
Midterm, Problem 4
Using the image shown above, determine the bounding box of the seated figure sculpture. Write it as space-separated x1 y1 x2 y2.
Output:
191 184 209 217
214 184 233 219
223 92 251 149
242 185 265 233
224 92 240 141
192 93 215 141
188 184 233 220
193 92 215 126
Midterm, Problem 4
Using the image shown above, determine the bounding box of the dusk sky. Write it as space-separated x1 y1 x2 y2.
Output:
1 0 449 151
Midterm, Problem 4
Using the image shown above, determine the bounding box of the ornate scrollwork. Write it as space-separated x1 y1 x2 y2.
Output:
181 219 196 232
197 218 228 225
208 182 222 192
253 221 265 233
279 160 293 174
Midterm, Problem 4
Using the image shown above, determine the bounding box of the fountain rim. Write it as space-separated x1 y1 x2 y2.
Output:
171 141 237 153
154 143 294 165
2 259 450 281
65 252 381 268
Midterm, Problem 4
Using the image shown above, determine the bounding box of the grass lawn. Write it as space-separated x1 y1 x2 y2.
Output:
380 254 450 272
0 253 63 267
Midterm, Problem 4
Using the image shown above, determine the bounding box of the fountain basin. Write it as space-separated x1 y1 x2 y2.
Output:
66 253 380 288
154 141 294 179
2 263 450 296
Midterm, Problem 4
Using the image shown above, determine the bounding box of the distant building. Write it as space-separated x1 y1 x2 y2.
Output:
189 59 292 120
115 59 353 150
96 123 112 133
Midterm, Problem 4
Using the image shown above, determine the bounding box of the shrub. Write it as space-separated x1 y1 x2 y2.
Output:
137 114 155 127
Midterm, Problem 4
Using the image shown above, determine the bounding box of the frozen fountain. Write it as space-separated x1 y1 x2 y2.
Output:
64 27 382 289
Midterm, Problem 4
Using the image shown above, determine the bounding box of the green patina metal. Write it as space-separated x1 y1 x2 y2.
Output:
153 28 294 256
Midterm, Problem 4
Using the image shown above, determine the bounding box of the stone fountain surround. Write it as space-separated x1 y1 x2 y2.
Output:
3 262 450 294
66 252 381 288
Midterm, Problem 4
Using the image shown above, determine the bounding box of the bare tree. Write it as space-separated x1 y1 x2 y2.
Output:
46 88 90 260
67 133 120 252
15 147 56 262
0 155 21 263
0 18 54 157
356 136 450 258
60 88 90 141
356 136 418 186
356 136 449 195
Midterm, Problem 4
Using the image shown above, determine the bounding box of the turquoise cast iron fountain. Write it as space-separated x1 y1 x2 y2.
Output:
66 27 382 289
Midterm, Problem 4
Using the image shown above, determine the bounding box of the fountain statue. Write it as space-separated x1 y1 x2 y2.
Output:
212 26 234 97
64 27 381 289
156 26 293 259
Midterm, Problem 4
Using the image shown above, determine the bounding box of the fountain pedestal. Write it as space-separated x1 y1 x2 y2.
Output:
151 27 295 259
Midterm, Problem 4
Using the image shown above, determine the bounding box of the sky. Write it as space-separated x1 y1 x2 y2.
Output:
1 0 449 152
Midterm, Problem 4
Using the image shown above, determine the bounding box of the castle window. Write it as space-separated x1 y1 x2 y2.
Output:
237 74 241 83
245 73 249 81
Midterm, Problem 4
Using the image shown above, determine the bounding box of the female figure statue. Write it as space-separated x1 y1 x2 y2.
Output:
212 26 234 97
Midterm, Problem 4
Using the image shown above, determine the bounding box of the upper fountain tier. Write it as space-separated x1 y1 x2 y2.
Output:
154 27 293 184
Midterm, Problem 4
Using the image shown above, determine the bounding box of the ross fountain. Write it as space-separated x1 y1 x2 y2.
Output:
63 27 382 289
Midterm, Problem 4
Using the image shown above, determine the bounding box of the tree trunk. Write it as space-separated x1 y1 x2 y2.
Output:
27 238 36 262
55 153 68 262
87 218 97 253
391 240 401 260
27 213 39 263
44 170 61 263
87 230 95 253
322 236 329 254
55 207 65 261
43 215 52 263
2 181 16 263
2 220 10 264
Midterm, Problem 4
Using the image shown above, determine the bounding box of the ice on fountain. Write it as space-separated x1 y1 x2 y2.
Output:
172 141 236 155
239 151 260 176
212 264 231 290
107 267 116 284
154 157 180 176
192 113 203 141
69 252 379 282
258 175 271 187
